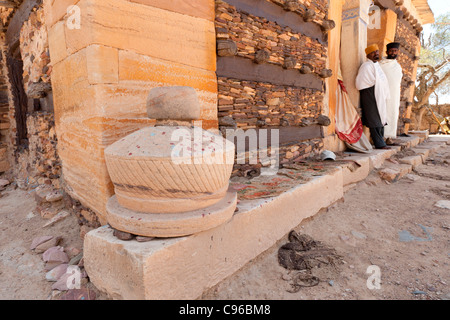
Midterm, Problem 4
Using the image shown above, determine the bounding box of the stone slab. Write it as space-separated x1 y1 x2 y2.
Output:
106 190 237 238
84 168 344 300
384 162 413 180
399 155 423 168
367 148 397 170
409 130 429 140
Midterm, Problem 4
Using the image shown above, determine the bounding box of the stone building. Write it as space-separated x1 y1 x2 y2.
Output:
0 0 434 297
0 0 434 223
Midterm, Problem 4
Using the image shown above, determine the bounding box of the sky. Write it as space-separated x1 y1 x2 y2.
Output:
422 0 449 104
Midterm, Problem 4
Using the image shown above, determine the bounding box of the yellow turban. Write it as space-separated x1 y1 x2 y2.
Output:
365 44 379 55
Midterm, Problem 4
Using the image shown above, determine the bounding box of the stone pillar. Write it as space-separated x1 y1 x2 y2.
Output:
340 0 372 109
404 40 421 134
367 9 398 59
323 0 345 151
43 0 217 223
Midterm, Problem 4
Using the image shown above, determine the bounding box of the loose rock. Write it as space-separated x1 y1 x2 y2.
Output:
30 235 53 251
46 264 69 282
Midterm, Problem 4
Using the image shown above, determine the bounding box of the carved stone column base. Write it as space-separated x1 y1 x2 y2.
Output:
106 189 237 238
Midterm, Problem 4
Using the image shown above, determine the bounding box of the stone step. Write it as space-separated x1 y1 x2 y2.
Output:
85 168 345 300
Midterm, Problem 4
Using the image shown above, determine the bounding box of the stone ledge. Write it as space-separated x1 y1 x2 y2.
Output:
83 135 448 300
84 168 344 300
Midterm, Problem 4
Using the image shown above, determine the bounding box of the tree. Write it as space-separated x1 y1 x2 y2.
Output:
413 13 450 131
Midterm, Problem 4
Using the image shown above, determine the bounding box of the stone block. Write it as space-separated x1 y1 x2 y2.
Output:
384 162 412 179
409 130 429 140
129 0 215 21
146 87 200 121
62 0 216 71
411 147 430 159
399 155 423 168
104 126 235 213
43 0 79 28
86 45 119 84
47 20 68 66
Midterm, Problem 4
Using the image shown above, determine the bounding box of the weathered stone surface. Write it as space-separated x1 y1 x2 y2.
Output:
113 229 135 241
30 235 54 251
46 264 69 282
59 288 97 300
378 168 400 182
35 236 63 254
52 0 216 70
217 40 238 57
48 1 219 220
104 126 235 214
43 246 69 264
399 155 423 167
46 191 63 203
146 87 201 121
0 179 9 188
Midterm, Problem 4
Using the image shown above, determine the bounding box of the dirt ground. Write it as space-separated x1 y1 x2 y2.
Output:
201 140 450 300
0 138 449 300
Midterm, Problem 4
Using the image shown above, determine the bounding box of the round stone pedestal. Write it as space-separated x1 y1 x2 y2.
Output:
104 126 235 214
106 189 237 238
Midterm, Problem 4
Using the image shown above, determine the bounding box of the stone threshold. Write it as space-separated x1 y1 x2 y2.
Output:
84 133 449 300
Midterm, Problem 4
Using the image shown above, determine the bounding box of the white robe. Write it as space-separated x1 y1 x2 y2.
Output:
379 58 403 138
355 60 390 126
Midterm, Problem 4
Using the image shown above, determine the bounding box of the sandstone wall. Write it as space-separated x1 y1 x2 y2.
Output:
44 0 218 222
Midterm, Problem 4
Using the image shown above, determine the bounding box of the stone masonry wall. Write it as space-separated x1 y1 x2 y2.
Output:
216 0 328 80
215 0 330 173
395 16 420 135
14 112 61 189
0 41 14 174
218 78 324 128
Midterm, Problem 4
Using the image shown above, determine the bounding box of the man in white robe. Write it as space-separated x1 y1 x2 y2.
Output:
379 42 403 142
356 44 391 149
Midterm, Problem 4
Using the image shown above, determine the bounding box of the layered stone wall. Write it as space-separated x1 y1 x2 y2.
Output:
13 112 61 188
215 0 330 170
0 49 10 173
395 15 420 135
